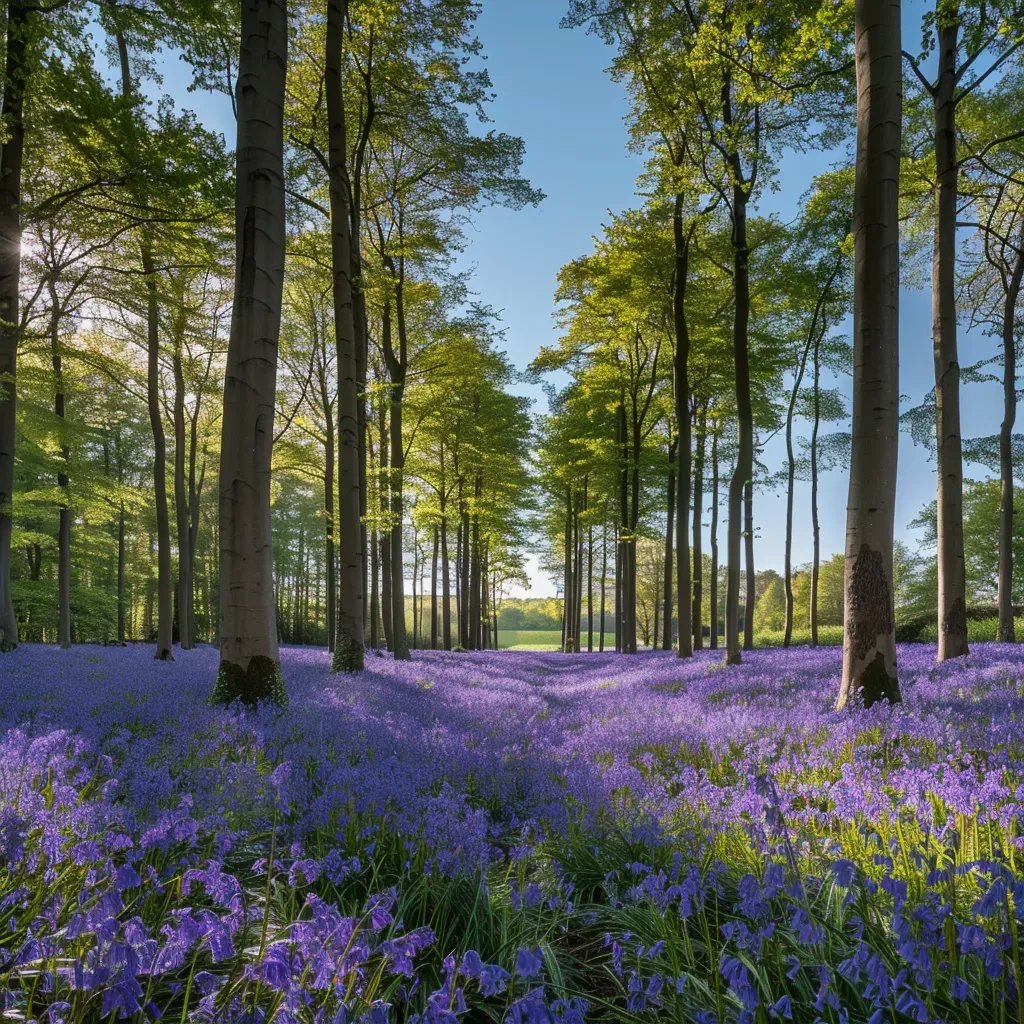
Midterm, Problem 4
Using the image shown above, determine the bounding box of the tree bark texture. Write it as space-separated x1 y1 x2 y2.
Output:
327 0 365 672
674 195 693 658
0 1 30 651
998 233 1023 641
838 0 902 709
932 18 968 661
215 0 288 704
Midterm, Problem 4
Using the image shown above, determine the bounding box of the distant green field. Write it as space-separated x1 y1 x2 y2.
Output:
497 629 617 650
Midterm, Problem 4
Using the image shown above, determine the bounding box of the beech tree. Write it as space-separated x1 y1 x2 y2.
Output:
902 0 1023 661
837 0 903 710
213 0 289 706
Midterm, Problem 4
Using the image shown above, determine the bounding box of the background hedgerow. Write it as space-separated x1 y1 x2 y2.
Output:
4 642 1024 1021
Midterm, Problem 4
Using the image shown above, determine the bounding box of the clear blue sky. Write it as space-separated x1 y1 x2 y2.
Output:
156 0 1009 599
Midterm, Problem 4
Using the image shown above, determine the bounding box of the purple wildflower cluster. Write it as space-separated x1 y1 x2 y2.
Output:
3 641 1024 1020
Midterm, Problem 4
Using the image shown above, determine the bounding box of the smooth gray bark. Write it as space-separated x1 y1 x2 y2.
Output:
215 0 287 701
327 0 365 672
838 0 903 709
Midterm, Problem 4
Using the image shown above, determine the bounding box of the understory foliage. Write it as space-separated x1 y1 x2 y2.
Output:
4 643 1024 1021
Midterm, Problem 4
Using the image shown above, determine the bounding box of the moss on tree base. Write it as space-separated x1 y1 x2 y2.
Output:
212 654 287 708
858 650 901 708
331 631 364 674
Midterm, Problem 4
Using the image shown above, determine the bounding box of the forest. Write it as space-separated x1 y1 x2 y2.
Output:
2 0 1024 1020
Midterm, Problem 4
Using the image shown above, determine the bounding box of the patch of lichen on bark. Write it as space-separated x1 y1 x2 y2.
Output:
213 655 287 708
847 544 893 663
331 630 365 674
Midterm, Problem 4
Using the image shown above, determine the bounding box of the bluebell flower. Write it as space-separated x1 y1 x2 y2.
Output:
515 947 543 979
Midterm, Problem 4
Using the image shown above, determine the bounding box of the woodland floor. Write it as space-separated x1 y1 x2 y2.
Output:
3 642 1024 1020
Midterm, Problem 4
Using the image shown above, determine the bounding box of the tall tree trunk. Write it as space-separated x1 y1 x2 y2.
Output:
629 428 642 654
431 525 439 649
411 525 419 648
563 485 573 652
294 524 305 644
215 0 287 702
379 402 393 649
172 334 193 650
614 526 622 653
492 577 499 650
460 486 471 648
48 282 70 648
480 542 490 649
348 66 373 649
144 526 155 640
441 511 452 650
384 295 409 659
838 0 902 709
381 532 393 649
186 438 204 644
998 234 1024 641
811 324 822 647
725 134 752 665
574 489 584 645
117 507 126 642
324 404 336 653
784 345 811 649
743 478 755 649
328 0 365 672
142 244 174 662
662 438 676 651
369 527 379 648
587 522 594 652
932 18 968 661
0 0 29 652
455 514 462 643
692 402 707 649
653 568 660 649
674 195 693 658
710 428 720 649
619 401 635 654
468 474 482 650
599 525 607 652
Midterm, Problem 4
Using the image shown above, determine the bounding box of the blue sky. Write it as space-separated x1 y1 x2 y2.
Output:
157 0 1009 598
